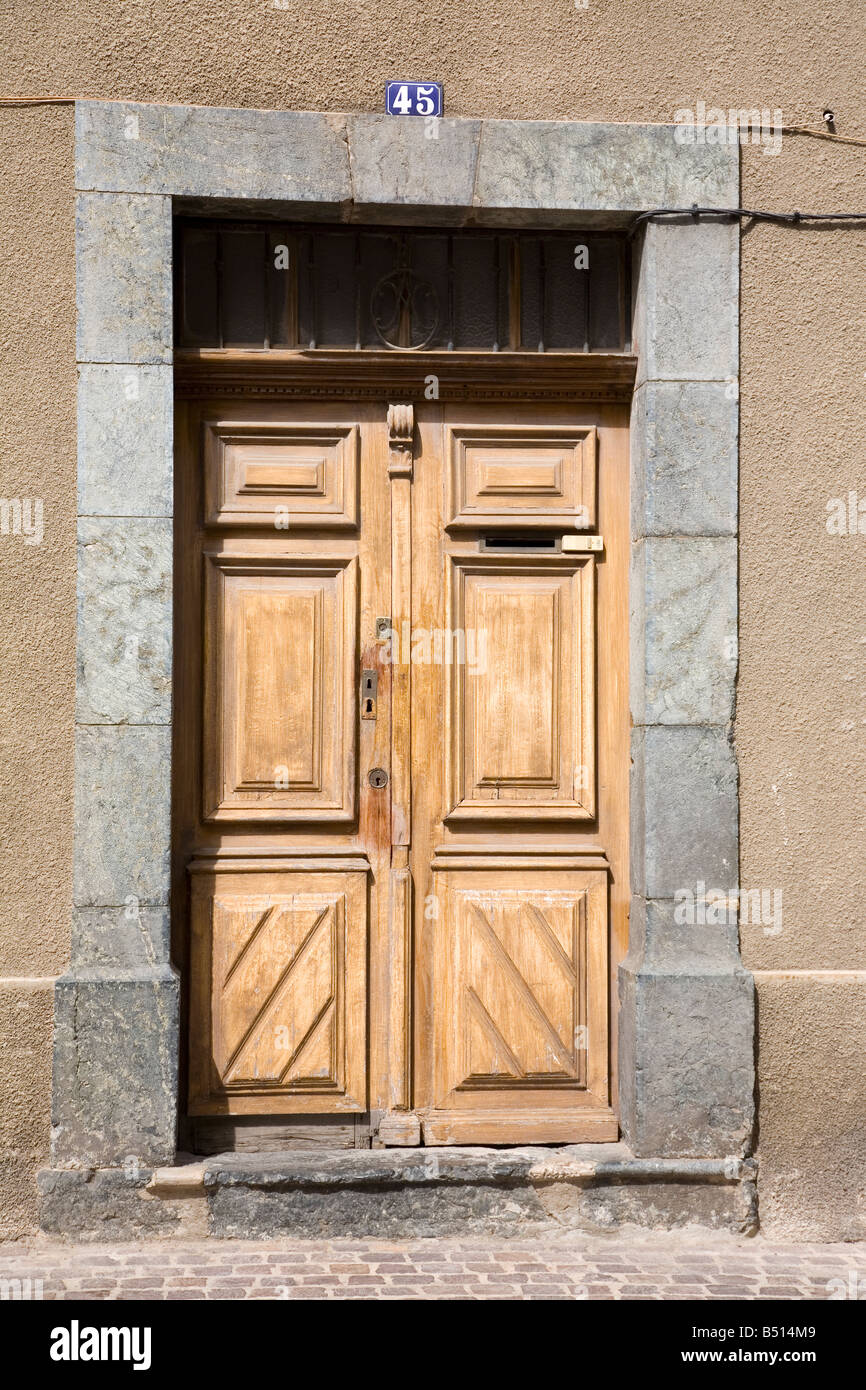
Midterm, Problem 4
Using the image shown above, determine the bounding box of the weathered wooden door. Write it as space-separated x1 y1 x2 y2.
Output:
409 402 626 1143
181 400 392 1120
180 390 628 1144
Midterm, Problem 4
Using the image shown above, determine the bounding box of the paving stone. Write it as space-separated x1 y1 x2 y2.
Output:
6 1231 863 1300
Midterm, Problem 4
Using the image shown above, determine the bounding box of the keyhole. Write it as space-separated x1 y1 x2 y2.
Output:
364 698 374 714
368 768 388 789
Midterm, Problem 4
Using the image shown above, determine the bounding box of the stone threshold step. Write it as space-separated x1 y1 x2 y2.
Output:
167 1144 754 1193
39 1146 758 1241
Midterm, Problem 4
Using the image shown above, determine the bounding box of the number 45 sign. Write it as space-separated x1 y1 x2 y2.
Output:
386 82 443 117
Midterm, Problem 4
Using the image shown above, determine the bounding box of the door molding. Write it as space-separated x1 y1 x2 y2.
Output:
56 101 752 1169
174 350 636 403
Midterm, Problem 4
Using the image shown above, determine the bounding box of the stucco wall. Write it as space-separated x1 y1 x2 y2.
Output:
1 0 863 1237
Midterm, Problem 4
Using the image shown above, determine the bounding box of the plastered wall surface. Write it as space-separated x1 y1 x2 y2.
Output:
1 0 864 1238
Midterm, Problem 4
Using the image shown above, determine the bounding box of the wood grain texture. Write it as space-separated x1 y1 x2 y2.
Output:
204 419 359 528
202 554 357 822
446 552 596 822
411 401 627 1144
446 424 596 530
189 866 367 1115
177 388 628 1143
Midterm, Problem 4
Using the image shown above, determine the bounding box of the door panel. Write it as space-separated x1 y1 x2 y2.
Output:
446 553 595 821
204 419 359 527
202 554 357 822
446 424 596 530
189 864 368 1114
424 866 611 1143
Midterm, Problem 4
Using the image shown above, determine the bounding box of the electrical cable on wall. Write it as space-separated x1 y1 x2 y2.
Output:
630 205 866 235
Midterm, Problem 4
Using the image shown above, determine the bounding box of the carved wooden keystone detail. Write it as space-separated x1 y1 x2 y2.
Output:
387 402 415 478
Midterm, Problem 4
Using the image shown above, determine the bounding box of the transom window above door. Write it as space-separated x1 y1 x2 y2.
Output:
175 221 629 353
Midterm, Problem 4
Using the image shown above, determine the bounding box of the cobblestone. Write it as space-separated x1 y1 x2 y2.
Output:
0 1232 864 1300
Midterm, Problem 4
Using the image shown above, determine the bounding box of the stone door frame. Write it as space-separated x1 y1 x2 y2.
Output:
56 102 753 1169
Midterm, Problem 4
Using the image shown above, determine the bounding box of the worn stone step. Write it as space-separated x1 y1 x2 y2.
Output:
39 1146 757 1241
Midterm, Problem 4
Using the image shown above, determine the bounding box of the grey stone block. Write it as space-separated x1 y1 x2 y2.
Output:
78 364 172 517
209 1180 548 1239
630 381 738 537
631 725 738 898
70 905 171 971
51 967 179 1167
204 1146 755 1238
205 1146 591 1187
39 1167 204 1241
631 537 737 725
629 896 743 972
618 963 755 1157
474 121 738 224
633 219 738 384
76 517 172 725
76 193 172 364
347 114 481 218
74 725 171 907
580 1173 756 1234
76 102 352 208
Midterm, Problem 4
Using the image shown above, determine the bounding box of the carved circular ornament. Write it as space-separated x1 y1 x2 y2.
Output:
371 267 439 349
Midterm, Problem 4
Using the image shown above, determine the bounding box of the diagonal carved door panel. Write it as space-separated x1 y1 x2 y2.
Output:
427 871 610 1138
189 868 367 1113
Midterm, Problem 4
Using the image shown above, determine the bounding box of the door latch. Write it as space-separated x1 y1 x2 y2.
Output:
361 669 378 719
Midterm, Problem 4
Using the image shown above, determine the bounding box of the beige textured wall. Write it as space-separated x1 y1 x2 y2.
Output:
0 104 75 1237
1 0 863 1238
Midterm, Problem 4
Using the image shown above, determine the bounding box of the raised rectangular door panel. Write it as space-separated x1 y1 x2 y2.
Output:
446 424 596 530
204 420 359 527
202 554 357 821
446 553 595 821
421 865 614 1143
188 865 368 1114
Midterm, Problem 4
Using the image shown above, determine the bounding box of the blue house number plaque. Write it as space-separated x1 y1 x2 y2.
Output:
386 82 443 117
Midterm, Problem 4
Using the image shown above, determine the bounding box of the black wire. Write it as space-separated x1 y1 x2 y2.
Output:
630 204 866 236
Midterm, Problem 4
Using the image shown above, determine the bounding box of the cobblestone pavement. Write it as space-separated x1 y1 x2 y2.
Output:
2 1232 866 1300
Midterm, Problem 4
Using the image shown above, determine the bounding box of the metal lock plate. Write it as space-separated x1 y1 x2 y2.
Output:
361 669 378 719
368 767 389 789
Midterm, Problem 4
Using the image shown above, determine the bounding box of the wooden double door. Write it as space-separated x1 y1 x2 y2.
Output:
178 389 628 1145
